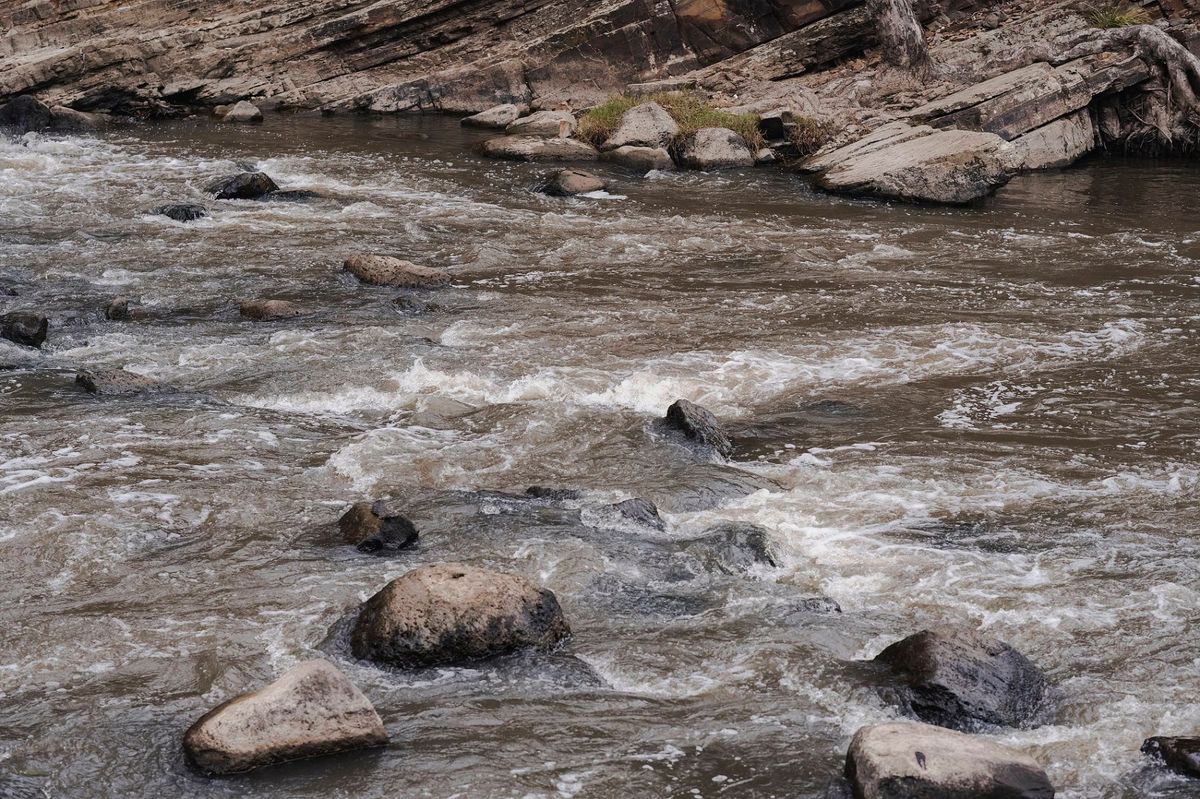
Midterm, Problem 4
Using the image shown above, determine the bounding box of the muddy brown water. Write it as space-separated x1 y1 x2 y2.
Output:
0 115 1197 798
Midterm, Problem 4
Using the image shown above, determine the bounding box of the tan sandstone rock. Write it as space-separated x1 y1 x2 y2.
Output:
343 254 451 288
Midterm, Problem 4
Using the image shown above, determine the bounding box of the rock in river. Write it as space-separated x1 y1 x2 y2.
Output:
462 103 526 129
1 312 48 348
183 659 388 775
206 171 279 200
689 522 778 573
338 500 419 554
676 127 754 170
481 135 598 162
240 299 301 320
0 95 104 134
350 563 570 668
611 498 665 531
221 100 263 123
602 145 674 172
542 168 605 197
843 721 1055 799
665 399 734 459
506 110 577 138
105 297 130 321
344 254 451 288
76 369 162 396
873 625 1049 731
602 101 678 150
151 203 208 222
1142 736 1200 778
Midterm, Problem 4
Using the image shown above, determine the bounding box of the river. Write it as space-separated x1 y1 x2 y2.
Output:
0 115 1197 798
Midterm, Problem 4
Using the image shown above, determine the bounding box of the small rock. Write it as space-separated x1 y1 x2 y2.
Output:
754 148 777 165
105 297 130 321
183 659 388 775
844 722 1055 799
481 135 599 162
344 254 451 288
691 522 778 573
873 625 1049 731
611 498 665 531
602 101 678 150
525 486 583 502
151 203 208 222
462 103 526 129
206 172 279 200
506 110 577 138
677 128 755 170
338 500 419 555
1142 736 1200 778
221 100 263 123
542 168 606 197
664 398 734 458
350 562 570 668
75 369 161 395
601 145 675 172
261 189 321 202
239 299 301 321
1 312 48 348
392 293 439 314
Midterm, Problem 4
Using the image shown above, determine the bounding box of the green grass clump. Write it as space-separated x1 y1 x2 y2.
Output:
1084 2 1151 27
576 92 766 152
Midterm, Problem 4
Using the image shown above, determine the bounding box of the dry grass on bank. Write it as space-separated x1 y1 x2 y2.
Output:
577 92 766 151
1084 2 1151 27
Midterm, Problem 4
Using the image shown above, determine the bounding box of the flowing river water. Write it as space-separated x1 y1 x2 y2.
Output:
0 115 1197 799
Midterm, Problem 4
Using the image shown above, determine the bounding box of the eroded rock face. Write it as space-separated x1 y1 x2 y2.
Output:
1 312 48 348
338 500 419 554
602 101 678 150
602 145 674 172
350 563 570 668
206 172 279 200
542 168 605 196
1142 737 1200 778
183 659 388 775
344 254 451 288
873 625 1049 731
506 110 577 137
222 100 263 123
151 203 208 222
462 103 526 129
677 127 755 170
481 135 599 162
240 299 301 320
844 722 1055 799
665 399 734 458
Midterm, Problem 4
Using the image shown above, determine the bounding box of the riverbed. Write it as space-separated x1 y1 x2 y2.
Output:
0 115 1197 798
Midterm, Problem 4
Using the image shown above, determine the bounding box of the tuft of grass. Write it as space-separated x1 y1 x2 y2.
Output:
788 117 838 157
576 92 766 152
1084 2 1151 27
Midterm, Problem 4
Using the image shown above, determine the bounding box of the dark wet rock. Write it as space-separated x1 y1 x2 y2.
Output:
221 100 263 123
350 562 570 668
239 299 302 321
392 293 441 314
542 168 605 197
462 103 526 129
205 171 279 200
661 465 779 513
151 203 208 222
0 95 52 132
677 128 755 170
506 110 577 138
0 773 46 799
589 573 713 619
602 101 678 150
105 297 130 320
525 486 583 502
481 135 598 162
76 368 162 396
874 626 1049 731
792 596 842 614
1 312 48 348
610 498 665 531
344 254 451 288
261 189 322 202
689 522 778 573
183 659 388 775
1142 737 1200 778
1 286 17 296
845 722 1054 799
601 145 674 172
665 398 733 458
338 500 419 555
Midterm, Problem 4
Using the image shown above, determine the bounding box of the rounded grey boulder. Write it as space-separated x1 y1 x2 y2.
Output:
350 563 571 668
206 172 279 200
602 145 674 172
183 659 388 775
462 103 527 129
221 100 263 123
677 127 755 170
542 168 605 197
481 135 599 162
601 101 678 150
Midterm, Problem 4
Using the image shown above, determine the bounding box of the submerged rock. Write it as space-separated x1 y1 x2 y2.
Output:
76 369 162 396
262 189 322 202
462 103 526 129
677 127 754 170
221 100 263 123
239 299 301 320
481 135 598 162
602 101 678 150
542 168 605 196
151 203 208 222
206 172 279 200
525 486 584 502
873 625 1049 731
0 95 104 134
183 659 388 775
602 145 674 172
338 500 419 555
506 110 577 138
689 522 778 573
1142 736 1200 778
1 312 48 348
105 297 131 321
611 498 665 531
350 563 570 668
344 254 451 288
664 398 734 458
844 722 1054 799
0 773 45 799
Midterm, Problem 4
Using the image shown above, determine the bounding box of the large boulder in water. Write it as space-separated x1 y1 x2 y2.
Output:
338 500 419 554
844 722 1055 799
76 368 162 396
873 625 1049 731
206 172 279 200
151 203 208 222
183 659 388 775
1142 736 1200 778
350 563 571 668
602 145 674 172
664 399 734 459
0 96 51 132
1 312 47 348
676 128 754 170
602 101 678 150
462 103 526 129
481 135 598 162
542 168 605 197
505 109 577 138
221 100 263 123
344 254 451 288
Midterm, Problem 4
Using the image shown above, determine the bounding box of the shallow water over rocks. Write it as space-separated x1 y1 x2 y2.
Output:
0 115 1197 798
